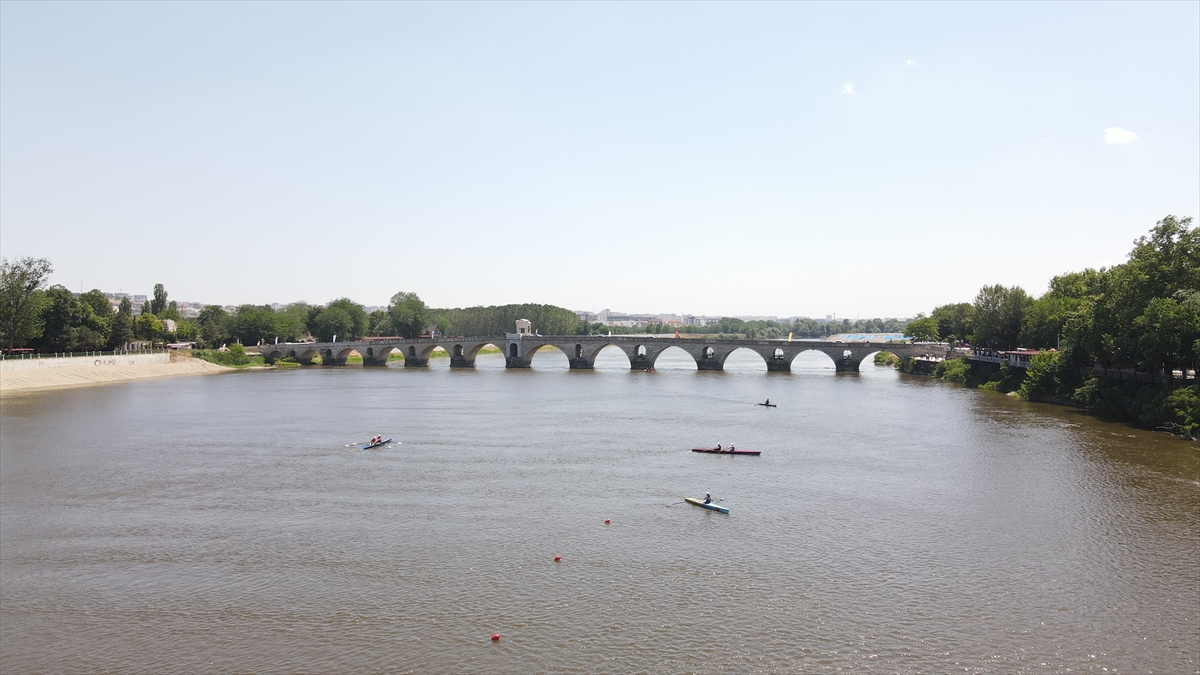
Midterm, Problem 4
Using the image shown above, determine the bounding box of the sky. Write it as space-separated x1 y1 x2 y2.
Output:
1 2 1197 319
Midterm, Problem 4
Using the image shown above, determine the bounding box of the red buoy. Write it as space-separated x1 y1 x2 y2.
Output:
554 555 561 562
491 633 501 641
604 519 611 524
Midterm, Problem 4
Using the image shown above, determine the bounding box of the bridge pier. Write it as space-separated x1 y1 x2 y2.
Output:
322 349 348 366
832 350 867 372
568 357 592 369
361 347 391 366
766 360 791 373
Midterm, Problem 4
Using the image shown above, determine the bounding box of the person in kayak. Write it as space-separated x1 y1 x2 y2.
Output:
765 398 770 406
703 492 712 504
728 445 736 453
714 443 722 451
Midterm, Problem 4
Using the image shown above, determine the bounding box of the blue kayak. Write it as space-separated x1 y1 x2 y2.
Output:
362 437 392 450
685 497 730 514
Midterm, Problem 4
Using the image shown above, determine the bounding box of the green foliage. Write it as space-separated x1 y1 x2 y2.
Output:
109 297 135 349
326 298 368 339
1162 387 1200 439
905 315 939 342
431 303 580 337
932 303 974 342
973 284 1032 349
134 312 164 341
150 283 168 316
162 300 182 322
389 292 428 338
934 358 970 383
191 344 256 367
0 256 53 351
314 306 354 342
195 305 230 348
231 305 279 345
368 309 390 336
30 285 112 352
874 351 900 367
916 217 1199 438
1018 351 1062 401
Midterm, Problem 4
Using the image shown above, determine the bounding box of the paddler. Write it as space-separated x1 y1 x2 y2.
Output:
703 492 712 504
715 443 722 451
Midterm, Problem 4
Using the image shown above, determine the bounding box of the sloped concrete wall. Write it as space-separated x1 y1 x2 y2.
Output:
0 352 170 372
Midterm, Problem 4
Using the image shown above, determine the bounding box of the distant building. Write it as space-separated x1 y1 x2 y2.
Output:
515 319 532 335
162 319 177 333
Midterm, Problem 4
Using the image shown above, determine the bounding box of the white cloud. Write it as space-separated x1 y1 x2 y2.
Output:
1104 127 1138 144
841 82 855 95
1040 138 1051 144
905 59 915 66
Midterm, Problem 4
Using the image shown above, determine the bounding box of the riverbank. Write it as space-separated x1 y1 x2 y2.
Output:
0 353 232 396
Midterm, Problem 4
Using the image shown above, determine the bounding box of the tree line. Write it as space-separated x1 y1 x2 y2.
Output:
905 216 1198 437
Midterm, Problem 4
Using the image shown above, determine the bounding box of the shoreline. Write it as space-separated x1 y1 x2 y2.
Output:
0 356 233 396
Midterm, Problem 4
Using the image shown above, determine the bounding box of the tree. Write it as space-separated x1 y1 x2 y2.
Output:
314 306 354 342
389 292 428 338
905 315 939 342
931 303 974 343
33 285 81 352
972 284 1031 350
109 297 135 349
368 310 391 336
150 283 168 316
325 298 368 339
134 313 164 342
231 305 278 345
195 305 230 348
162 300 182 322
0 257 53 352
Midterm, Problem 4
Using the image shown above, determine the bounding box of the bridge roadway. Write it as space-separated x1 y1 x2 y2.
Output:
252 335 948 373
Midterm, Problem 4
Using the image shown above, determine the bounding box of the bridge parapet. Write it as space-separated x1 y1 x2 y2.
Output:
249 337 948 373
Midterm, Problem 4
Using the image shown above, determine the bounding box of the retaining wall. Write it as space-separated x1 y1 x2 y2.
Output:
0 352 169 372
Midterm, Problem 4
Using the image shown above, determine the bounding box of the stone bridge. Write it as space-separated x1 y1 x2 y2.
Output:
251 335 948 373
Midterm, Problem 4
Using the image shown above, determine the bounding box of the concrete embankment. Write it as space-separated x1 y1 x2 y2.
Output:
0 353 231 395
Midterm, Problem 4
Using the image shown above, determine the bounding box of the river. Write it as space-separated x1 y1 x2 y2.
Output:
2 349 1197 674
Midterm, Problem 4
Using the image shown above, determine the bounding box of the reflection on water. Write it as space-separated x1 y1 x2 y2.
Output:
2 353 1196 674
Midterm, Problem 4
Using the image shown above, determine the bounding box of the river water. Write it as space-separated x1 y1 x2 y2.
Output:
2 349 1197 674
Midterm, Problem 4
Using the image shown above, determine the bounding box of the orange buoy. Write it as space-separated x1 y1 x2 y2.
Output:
554 555 561 562
491 633 501 641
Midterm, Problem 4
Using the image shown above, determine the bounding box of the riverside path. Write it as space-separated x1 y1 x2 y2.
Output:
250 335 949 373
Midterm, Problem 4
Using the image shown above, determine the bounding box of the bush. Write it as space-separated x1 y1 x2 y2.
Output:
192 345 253 367
1019 351 1060 401
935 358 970 382
874 351 900 367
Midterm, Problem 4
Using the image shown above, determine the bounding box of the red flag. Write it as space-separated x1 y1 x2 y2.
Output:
675 330 680 339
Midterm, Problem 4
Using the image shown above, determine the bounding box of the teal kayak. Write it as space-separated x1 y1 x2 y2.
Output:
685 497 730 514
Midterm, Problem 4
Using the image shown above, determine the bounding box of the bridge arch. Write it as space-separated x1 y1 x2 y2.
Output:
465 342 504 360
584 343 625 368
787 347 839 370
647 345 696 370
718 346 769 372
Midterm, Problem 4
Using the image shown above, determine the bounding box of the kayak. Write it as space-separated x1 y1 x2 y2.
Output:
362 437 392 450
691 447 761 456
685 497 730 514
757 403 777 407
